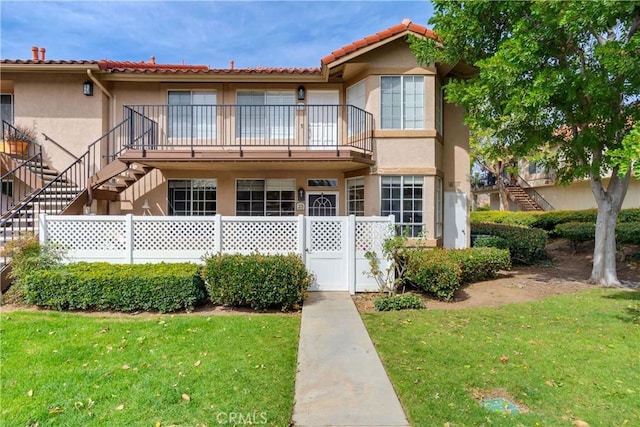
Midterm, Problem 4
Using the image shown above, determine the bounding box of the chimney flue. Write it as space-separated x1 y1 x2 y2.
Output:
39 47 46 61
230 60 234 70
150 55 156 64
32 46 38 60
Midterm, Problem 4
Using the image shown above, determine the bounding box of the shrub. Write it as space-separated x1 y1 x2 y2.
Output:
447 248 511 284
472 235 509 249
554 222 595 247
554 222 640 246
23 262 206 313
470 222 547 264
374 294 423 311
470 211 541 227
203 253 311 311
616 222 640 245
404 249 461 301
618 209 640 224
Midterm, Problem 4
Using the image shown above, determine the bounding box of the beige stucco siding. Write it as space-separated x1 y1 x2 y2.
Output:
3 72 105 172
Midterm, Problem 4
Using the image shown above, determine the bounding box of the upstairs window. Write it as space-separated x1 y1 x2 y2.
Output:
1 94 14 124
380 76 424 129
168 91 216 139
237 91 295 139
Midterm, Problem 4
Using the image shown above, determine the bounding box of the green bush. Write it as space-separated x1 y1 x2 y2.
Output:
554 222 595 245
374 294 423 311
471 222 547 264
447 247 511 284
404 249 461 301
554 222 640 246
618 209 640 224
203 253 311 311
470 211 541 227
23 262 207 313
472 235 509 249
616 222 640 245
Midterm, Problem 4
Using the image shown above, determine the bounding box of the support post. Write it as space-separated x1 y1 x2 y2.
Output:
297 215 305 262
39 213 48 245
347 215 356 295
125 214 133 263
214 214 222 254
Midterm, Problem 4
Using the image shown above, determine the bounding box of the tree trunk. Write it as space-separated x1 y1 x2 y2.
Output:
497 177 510 211
589 171 631 286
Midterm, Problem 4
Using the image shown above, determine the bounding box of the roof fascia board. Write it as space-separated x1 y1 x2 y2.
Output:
323 31 413 71
99 73 326 83
0 63 101 73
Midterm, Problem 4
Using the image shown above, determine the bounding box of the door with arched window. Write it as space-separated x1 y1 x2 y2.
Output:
307 192 338 216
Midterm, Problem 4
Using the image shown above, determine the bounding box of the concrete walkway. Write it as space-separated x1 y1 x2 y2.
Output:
293 292 410 427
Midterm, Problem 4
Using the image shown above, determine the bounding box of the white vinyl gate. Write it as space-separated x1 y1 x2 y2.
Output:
39 214 394 294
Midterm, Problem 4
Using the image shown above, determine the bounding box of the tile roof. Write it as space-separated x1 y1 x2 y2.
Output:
97 60 321 75
0 59 99 65
321 18 437 66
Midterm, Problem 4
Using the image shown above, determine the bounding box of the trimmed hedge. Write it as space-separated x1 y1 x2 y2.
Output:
447 247 511 284
404 247 511 301
23 262 207 313
471 222 547 264
374 294 423 311
471 208 640 235
405 249 461 301
555 221 640 246
203 253 311 311
473 235 509 250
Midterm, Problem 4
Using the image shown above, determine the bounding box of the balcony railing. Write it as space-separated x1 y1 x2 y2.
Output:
123 104 374 157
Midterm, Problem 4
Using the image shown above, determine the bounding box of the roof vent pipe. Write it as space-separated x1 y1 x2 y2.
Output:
31 46 38 60
39 47 46 61
230 60 234 70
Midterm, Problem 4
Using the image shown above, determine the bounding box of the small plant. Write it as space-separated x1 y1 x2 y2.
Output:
364 228 417 296
1 233 64 282
374 293 424 311
3 124 37 143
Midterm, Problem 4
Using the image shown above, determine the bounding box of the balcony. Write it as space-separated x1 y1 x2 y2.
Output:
114 104 374 169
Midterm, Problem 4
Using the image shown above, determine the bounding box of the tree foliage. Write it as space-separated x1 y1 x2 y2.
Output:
412 1 639 285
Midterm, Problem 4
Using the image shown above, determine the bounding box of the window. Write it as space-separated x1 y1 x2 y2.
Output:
380 76 424 129
308 179 338 187
168 91 216 139
435 79 443 135
435 176 443 238
237 91 295 139
236 179 295 216
168 179 217 216
346 177 365 216
1 94 13 124
346 80 365 136
381 176 423 237
2 180 13 197
528 161 546 174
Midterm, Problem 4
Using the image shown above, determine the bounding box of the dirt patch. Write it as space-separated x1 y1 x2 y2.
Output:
353 240 639 313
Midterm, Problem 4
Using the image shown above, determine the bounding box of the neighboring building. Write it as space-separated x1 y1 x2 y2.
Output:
1 19 473 249
473 160 640 211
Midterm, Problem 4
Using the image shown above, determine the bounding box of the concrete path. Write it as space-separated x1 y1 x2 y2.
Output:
293 292 410 427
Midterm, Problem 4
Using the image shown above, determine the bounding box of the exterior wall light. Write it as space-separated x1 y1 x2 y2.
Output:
298 187 305 201
83 81 94 96
297 85 306 101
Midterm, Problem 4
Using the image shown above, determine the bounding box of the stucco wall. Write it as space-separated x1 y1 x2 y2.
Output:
3 72 105 172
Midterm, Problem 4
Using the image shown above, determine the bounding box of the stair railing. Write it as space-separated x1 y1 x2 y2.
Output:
1 151 44 217
516 174 555 211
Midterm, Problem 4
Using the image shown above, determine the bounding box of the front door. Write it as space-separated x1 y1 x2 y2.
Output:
307 91 339 148
307 192 338 216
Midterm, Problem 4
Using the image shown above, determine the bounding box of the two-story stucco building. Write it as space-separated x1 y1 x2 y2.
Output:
1 19 473 250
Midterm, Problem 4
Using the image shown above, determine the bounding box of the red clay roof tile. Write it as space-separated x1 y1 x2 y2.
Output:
321 18 437 66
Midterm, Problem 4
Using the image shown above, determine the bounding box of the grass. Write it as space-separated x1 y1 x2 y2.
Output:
0 311 300 426
363 289 640 426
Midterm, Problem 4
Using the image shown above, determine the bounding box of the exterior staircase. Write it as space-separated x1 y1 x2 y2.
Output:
1 117 156 287
505 185 544 211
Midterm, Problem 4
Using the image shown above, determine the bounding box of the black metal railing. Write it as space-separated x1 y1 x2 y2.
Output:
1 151 44 217
517 175 555 211
123 104 374 156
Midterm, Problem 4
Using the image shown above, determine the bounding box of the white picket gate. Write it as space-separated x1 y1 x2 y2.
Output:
39 214 394 294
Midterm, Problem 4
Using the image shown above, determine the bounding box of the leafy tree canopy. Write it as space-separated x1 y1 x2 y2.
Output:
412 0 639 185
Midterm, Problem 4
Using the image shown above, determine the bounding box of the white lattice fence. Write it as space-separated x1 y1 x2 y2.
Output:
40 214 393 293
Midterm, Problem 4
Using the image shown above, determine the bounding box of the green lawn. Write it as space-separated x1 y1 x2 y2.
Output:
0 311 300 426
363 289 640 426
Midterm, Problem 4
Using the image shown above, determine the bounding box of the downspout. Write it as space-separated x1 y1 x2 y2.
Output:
86 69 115 212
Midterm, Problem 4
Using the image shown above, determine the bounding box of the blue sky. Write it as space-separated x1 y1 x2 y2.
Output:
1 1 433 68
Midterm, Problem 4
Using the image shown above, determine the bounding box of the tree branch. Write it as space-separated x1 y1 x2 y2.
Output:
628 14 640 40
